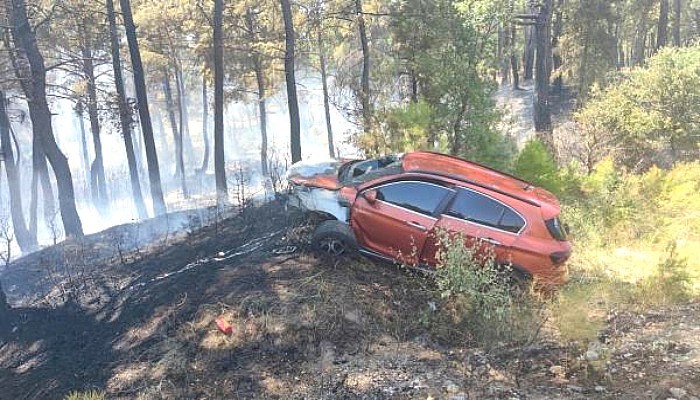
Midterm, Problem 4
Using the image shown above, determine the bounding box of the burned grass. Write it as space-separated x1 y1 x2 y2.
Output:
0 202 442 398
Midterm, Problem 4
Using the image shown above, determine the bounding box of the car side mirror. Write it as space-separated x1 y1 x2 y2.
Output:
362 189 378 204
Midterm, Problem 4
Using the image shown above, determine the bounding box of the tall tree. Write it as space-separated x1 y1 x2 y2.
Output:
657 0 670 49
75 103 91 186
9 0 83 237
523 2 536 81
551 0 564 92
559 0 618 99
213 0 227 203
673 0 682 46
318 20 335 158
0 90 35 251
281 0 301 163
119 0 167 215
356 0 372 141
162 68 188 198
199 74 210 173
77 21 109 210
534 0 553 137
244 8 270 175
106 0 148 219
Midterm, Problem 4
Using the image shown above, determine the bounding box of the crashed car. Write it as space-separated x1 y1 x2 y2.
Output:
285 152 571 287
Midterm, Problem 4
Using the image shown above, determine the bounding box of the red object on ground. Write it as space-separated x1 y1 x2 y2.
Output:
215 317 233 335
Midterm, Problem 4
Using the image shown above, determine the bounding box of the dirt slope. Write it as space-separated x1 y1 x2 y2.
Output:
1 202 699 399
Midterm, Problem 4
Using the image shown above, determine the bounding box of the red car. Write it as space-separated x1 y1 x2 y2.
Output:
286 152 571 287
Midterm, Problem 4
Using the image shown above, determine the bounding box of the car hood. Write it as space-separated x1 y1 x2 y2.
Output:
285 159 345 190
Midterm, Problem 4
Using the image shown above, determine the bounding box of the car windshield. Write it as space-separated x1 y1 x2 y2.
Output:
285 159 342 180
339 155 403 184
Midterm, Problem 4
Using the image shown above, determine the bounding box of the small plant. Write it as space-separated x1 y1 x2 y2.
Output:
0 213 14 267
230 162 253 216
64 390 105 400
434 231 544 347
47 207 64 246
630 243 692 309
554 278 607 344
266 148 288 196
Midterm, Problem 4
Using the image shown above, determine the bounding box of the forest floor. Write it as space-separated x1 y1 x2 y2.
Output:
1 202 699 399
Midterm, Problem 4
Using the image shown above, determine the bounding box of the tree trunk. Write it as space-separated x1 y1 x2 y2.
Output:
36 143 53 232
633 11 649 65
153 108 171 168
673 0 681 46
450 101 467 155
175 65 194 169
246 9 269 176
579 30 591 99
79 33 108 210
75 104 90 188
0 279 9 316
510 24 520 90
0 90 35 251
657 0 669 50
199 75 210 173
172 67 189 198
281 0 301 163
213 0 228 204
163 71 182 177
318 26 335 158
255 61 269 176
10 0 83 237
120 0 167 215
523 10 536 81
355 0 372 139
500 24 510 85
534 0 552 139
106 0 147 219
552 0 564 93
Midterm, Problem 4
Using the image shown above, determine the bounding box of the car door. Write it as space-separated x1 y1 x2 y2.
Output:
351 181 453 266
420 187 524 267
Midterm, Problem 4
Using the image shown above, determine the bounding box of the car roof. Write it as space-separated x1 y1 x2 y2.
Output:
401 151 560 213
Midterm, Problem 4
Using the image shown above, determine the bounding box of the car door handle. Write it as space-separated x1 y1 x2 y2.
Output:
406 221 428 232
482 237 501 246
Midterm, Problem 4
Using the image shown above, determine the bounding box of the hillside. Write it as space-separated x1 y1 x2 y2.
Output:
1 202 699 399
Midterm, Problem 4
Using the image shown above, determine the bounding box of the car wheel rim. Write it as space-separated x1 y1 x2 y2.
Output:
319 237 346 256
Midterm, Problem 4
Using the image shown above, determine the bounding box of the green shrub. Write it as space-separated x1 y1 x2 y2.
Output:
358 100 435 156
575 45 700 170
434 231 544 347
513 139 562 194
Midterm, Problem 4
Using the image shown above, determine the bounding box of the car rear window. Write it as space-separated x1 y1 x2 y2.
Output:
376 181 452 216
445 188 525 233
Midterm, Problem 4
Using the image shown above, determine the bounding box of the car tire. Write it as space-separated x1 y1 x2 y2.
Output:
312 220 358 257
505 266 533 294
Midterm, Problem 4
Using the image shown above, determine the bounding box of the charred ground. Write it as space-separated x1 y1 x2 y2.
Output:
0 202 699 399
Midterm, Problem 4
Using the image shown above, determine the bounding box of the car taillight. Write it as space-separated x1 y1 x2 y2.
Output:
550 251 570 265
545 217 568 241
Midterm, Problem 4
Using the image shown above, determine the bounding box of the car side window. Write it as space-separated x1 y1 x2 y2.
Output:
499 208 526 233
445 188 525 233
375 181 452 216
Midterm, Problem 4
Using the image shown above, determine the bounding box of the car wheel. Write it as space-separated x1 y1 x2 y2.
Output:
505 267 533 294
312 220 358 257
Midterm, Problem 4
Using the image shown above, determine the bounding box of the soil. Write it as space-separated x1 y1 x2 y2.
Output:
1 202 699 399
